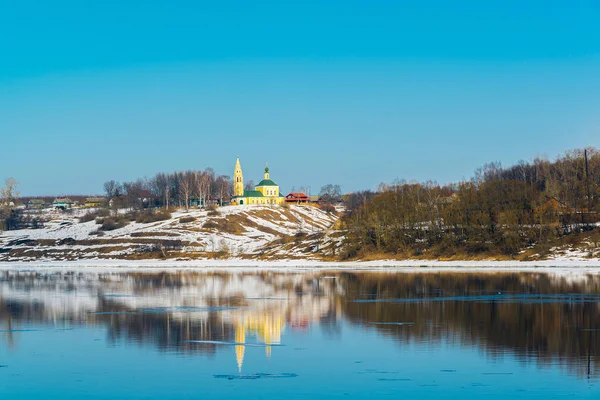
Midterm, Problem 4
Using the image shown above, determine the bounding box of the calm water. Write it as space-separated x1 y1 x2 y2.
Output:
1 269 599 399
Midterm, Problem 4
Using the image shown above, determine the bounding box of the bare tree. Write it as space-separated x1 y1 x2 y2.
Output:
195 169 214 208
179 170 195 211
0 178 20 231
152 173 170 209
103 180 120 199
214 175 232 206
0 177 20 207
319 184 342 203
123 179 145 210
244 180 255 191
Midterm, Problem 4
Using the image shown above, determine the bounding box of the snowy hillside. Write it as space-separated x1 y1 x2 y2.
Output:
0 205 343 262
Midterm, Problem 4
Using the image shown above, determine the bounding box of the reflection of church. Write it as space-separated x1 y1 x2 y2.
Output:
231 158 285 206
234 313 285 372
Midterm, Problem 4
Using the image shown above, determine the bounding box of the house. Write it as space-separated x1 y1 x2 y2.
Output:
84 197 107 208
231 158 285 206
27 199 46 209
53 198 74 210
138 190 159 208
189 198 205 207
308 195 320 203
285 192 309 203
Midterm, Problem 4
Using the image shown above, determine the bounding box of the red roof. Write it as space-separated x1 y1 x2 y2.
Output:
286 192 308 198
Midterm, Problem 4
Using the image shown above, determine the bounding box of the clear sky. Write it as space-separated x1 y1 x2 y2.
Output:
1 1 600 196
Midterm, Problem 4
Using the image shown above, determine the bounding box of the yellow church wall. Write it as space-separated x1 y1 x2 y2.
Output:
256 186 280 197
234 196 283 206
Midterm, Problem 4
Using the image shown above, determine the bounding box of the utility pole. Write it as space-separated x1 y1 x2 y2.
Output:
585 149 591 211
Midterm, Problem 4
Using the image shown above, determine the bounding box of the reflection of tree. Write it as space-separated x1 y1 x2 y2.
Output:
339 272 600 378
1 271 599 378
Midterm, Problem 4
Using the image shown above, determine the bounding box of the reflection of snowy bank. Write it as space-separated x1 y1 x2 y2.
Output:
2 258 600 272
2 270 600 379
0 271 342 327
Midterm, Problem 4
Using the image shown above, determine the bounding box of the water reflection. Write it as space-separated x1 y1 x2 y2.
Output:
0 270 599 378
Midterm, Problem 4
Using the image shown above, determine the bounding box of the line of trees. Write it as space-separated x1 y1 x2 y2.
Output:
104 169 233 211
342 148 600 258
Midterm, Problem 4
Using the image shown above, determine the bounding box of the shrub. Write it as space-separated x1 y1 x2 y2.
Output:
79 209 110 223
179 216 196 224
203 221 218 229
320 203 337 214
140 239 183 258
98 216 129 231
134 209 172 224
206 204 220 216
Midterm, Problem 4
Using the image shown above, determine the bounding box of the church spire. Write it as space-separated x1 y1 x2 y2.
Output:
234 157 244 197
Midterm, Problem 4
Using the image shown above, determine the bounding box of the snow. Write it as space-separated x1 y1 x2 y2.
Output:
1 258 600 274
0 205 338 262
2 204 599 270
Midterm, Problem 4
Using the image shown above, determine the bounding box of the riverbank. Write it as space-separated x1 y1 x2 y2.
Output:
2 258 600 274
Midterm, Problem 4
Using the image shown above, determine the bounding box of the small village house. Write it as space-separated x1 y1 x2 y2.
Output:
138 190 160 208
26 199 46 209
308 195 320 204
53 198 74 210
285 192 309 204
84 197 108 208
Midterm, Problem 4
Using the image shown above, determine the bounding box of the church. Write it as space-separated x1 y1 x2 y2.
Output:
231 158 285 206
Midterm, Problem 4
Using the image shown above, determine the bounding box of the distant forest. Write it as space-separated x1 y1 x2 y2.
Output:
341 148 600 259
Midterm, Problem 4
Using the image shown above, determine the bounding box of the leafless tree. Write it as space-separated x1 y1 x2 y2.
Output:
1 177 20 207
103 180 120 199
123 179 145 210
214 175 232 205
179 170 195 211
244 180 255 191
319 184 342 202
195 169 214 208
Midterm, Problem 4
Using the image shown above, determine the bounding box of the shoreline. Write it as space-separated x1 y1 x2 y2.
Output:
2 258 600 274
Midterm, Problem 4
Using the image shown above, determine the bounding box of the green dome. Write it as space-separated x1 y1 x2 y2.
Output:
256 179 278 187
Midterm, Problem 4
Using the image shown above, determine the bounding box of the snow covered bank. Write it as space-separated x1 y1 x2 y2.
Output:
1 258 600 274
0 204 341 261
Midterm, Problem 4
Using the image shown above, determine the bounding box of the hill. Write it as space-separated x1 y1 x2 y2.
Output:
0 205 342 262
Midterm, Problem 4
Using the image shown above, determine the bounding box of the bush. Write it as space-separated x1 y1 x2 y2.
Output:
134 209 172 224
139 239 184 258
98 216 129 231
203 221 218 229
79 209 110 223
320 203 337 214
206 204 220 216
179 216 196 224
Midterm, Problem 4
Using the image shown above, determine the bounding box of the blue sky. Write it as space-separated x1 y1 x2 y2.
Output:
1 1 600 196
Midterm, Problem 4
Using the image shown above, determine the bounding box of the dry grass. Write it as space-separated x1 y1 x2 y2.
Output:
134 209 172 223
204 214 250 235
130 231 181 237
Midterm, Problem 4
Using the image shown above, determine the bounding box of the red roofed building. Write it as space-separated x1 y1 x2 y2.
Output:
285 192 309 203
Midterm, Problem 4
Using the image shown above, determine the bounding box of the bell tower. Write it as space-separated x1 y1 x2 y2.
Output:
234 157 244 197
